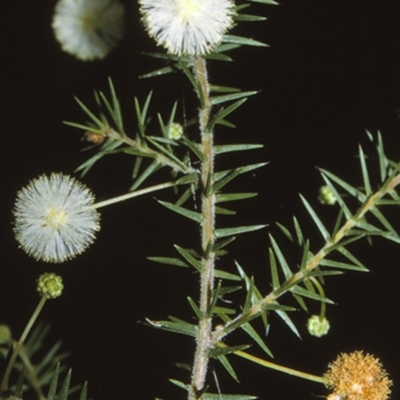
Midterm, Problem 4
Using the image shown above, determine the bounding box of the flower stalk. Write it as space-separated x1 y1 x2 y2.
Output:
0 295 48 392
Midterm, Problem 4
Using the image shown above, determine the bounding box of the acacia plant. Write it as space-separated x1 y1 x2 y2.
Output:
1 1 396 400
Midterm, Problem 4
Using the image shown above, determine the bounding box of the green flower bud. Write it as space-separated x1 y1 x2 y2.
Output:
167 122 183 140
307 315 330 337
318 185 337 205
0 324 12 345
37 273 64 299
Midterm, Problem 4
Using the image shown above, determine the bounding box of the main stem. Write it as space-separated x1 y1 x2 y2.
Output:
189 57 215 400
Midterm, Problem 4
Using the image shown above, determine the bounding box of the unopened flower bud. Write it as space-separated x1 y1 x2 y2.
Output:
318 185 337 205
307 315 330 337
37 273 64 299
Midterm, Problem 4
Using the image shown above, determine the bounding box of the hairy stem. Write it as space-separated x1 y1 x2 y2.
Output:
188 57 215 400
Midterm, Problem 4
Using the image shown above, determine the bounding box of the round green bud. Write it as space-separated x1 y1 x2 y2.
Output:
0 324 12 345
37 273 64 299
318 185 337 205
167 122 183 140
307 315 330 337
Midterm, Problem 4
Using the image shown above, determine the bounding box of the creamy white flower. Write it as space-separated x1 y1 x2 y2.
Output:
13 173 100 263
52 0 125 61
139 0 235 56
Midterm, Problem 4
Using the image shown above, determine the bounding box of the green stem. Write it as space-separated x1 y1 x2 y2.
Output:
213 171 400 341
230 346 326 385
189 57 215 400
88 180 179 210
1 295 47 392
105 128 196 174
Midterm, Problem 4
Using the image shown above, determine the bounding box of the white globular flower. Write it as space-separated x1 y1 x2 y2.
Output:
52 0 125 61
139 0 236 56
13 173 100 263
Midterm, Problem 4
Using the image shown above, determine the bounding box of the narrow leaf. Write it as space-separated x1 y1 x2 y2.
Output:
146 318 197 337
147 256 189 267
215 144 263 154
216 224 267 238
300 194 329 240
211 90 259 106
359 145 371 195
158 200 202 223
269 235 292 280
174 245 202 271
216 192 258 203
223 34 268 47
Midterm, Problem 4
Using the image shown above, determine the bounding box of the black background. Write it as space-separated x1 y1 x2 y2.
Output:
1 1 400 399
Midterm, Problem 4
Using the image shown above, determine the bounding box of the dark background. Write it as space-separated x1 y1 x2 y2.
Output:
1 1 400 399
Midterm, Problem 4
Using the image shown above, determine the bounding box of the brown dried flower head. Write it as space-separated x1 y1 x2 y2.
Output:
324 351 392 400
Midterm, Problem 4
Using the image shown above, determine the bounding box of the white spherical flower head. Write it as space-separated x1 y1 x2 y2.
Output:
52 0 125 61
13 173 100 263
139 0 235 56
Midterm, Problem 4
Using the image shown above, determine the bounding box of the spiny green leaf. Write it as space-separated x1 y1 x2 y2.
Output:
319 168 364 202
223 34 268 47
213 162 268 193
203 394 257 400
216 224 267 238
293 216 305 246
216 354 239 382
210 84 241 93
299 194 330 241
234 13 267 21
58 369 72 400
211 344 250 358
147 256 189 267
215 144 263 154
275 221 294 242
79 382 88 400
269 249 280 290
216 192 258 203
215 206 236 215
250 0 279 4
146 318 197 337
212 306 237 315
319 171 352 219
211 90 259 106
169 379 188 390
358 145 371 195
208 98 248 129
187 296 203 319
274 309 301 338
47 363 60 400
130 161 161 191
213 236 237 252
174 245 202 271
140 65 176 79
319 258 369 272
299 240 310 271
291 286 334 304
240 322 273 357
74 96 104 127
269 234 292 280
181 136 206 162
158 199 202 223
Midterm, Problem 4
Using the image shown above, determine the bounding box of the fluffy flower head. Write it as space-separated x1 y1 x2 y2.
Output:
139 0 235 56
52 0 125 61
324 351 392 400
13 173 100 263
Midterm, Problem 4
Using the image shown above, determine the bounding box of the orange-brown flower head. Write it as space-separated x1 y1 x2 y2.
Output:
324 351 392 400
